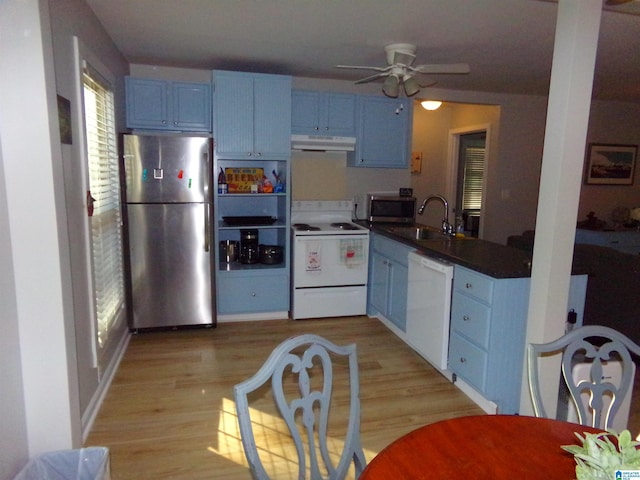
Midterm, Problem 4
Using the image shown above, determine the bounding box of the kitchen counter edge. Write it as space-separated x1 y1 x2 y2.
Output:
360 221 536 279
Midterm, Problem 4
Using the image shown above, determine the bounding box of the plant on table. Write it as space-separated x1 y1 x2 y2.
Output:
562 429 640 480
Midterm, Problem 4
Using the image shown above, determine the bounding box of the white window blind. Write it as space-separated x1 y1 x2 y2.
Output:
461 147 485 211
83 67 125 348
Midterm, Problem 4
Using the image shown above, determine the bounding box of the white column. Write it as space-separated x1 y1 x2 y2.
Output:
520 0 602 416
0 0 81 453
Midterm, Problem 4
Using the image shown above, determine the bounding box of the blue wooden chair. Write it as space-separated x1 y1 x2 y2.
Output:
527 325 640 430
234 334 366 480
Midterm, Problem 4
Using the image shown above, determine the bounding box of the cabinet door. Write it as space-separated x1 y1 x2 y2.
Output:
217 273 289 314
173 82 211 131
126 77 170 129
387 261 408 330
292 90 322 134
349 95 411 168
325 93 356 136
214 73 254 156
369 252 390 316
292 91 356 136
253 75 292 157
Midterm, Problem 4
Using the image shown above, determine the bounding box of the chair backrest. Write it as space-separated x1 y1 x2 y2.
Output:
234 334 366 480
527 325 640 430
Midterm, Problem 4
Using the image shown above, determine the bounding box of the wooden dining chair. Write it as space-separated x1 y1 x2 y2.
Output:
527 325 640 430
233 334 367 480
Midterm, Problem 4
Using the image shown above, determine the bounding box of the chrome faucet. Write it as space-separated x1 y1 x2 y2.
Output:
418 195 453 236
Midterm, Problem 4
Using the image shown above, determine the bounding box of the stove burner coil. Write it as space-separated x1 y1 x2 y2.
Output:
330 222 360 230
293 223 321 231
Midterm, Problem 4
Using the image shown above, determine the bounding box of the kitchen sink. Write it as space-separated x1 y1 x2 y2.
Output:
384 225 449 240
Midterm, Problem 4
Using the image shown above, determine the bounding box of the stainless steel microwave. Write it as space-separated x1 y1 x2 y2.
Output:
366 194 416 223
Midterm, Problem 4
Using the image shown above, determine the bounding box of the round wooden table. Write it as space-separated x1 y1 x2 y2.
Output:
360 415 601 479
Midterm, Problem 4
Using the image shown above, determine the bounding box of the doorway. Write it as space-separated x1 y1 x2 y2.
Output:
448 126 489 238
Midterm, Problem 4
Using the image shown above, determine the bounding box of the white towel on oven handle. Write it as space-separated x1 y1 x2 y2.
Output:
339 239 364 267
305 240 321 271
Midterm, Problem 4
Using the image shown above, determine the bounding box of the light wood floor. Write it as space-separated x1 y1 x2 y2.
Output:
85 316 484 479
85 315 640 479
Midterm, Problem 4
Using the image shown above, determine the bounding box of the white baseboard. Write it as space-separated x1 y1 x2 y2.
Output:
81 328 131 443
217 311 289 323
453 377 499 414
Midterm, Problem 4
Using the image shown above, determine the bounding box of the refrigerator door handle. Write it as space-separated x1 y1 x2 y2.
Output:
204 203 210 252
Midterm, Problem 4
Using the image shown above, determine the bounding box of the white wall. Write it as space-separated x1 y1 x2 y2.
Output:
0 0 129 474
580 100 640 223
48 0 129 421
0 0 80 465
0 109 28 478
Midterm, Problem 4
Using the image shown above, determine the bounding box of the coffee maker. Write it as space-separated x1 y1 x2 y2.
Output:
239 229 259 264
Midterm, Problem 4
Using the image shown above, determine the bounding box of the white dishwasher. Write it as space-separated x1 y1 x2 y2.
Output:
406 251 454 371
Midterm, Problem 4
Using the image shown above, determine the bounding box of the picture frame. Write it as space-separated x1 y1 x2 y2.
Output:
57 94 72 144
585 143 637 185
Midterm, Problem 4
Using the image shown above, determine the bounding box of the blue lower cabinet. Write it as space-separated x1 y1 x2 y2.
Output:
449 265 588 414
217 272 289 314
367 233 411 331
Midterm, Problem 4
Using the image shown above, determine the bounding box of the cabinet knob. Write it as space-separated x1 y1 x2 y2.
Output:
460 357 466 363
465 283 473 289
251 292 256 297
174 121 178 126
463 315 470 322
256 152 262 157
247 152 252 156
314 126 319 131
324 126 329 131
162 120 167 125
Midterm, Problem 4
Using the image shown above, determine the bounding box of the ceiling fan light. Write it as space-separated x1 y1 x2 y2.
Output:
421 100 442 111
403 76 421 97
382 75 400 98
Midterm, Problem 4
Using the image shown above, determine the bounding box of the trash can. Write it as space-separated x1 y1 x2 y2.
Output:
13 447 110 480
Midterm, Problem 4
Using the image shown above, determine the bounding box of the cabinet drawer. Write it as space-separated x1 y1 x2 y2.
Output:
450 293 491 349
449 332 488 393
453 267 494 304
217 274 289 314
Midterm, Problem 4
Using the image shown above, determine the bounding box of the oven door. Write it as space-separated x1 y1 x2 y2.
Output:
293 234 369 287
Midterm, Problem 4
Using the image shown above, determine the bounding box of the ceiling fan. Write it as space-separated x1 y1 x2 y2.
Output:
336 43 470 98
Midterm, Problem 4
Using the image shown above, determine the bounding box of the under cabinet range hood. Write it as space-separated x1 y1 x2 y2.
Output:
291 134 356 152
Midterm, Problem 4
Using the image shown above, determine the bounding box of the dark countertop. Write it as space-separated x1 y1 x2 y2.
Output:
359 221 534 279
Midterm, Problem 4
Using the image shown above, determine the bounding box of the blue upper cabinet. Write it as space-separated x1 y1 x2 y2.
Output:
348 95 412 168
292 90 356 136
125 77 211 132
213 71 292 159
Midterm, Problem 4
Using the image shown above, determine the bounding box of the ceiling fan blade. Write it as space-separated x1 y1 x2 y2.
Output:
354 72 390 84
411 63 470 75
335 64 391 72
415 79 438 88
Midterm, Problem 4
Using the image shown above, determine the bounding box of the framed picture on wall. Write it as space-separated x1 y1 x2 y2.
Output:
585 143 637 185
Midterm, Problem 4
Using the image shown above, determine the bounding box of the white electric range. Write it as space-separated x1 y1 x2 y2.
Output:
291 200 369 320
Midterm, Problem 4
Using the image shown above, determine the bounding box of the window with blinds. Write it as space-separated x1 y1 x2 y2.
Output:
83 67 125 348
461 146 485 211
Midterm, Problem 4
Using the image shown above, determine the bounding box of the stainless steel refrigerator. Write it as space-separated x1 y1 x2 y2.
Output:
122 134 215 330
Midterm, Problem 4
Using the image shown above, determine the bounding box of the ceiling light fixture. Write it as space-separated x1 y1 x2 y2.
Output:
382 75 400 98
421 100 442 111
403 76 421 97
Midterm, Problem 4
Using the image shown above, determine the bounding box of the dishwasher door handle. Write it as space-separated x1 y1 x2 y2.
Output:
410 252 452 274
